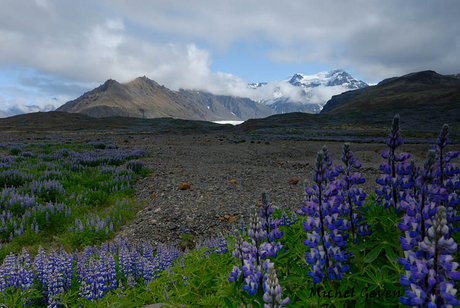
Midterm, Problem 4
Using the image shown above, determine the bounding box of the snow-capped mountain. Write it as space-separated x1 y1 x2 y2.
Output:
248 82 268 89
250 69 368 114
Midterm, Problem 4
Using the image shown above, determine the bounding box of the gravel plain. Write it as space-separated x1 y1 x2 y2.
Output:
106 133 438 247
1 131 444 248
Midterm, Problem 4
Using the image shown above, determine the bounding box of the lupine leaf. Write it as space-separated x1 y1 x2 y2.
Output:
279 274 303 284
351 276 374 284
348 241 381 252
223 297 233 308
364 245 383 263
291 261 304 276
384 245 398 263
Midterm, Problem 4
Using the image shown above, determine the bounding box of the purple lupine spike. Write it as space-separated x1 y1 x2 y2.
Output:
300 150 350 283
436 124 449 185
229 192 285 297
377 114 410 211
248 211 267 245
415 150 438 240
338 143 369 243
262 260 290 308
231 230 245 267
313 151 328 185
399 206 460 307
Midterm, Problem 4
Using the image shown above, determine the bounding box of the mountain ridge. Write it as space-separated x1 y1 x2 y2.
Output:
321 70 460 115
249 69 368 114
57 76 274 121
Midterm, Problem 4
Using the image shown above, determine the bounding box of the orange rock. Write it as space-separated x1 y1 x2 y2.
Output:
150 193 157 199
256 202 262 208
289 177 299 185
178 183 191 190
229 179 237 184
219 217 225 221
228 217 236 223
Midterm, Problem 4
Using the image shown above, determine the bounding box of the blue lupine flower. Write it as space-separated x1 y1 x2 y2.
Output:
242 273 259 296
228 266 242 283
300 151 350 283
248 210 267 244
229 192 285 296
262 260 290 308
376 114 410 211
436 124 450 185
399 206 460 307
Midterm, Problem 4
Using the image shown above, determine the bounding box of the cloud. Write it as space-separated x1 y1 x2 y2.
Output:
101 0 460 81
308 86 349 106
0 94 66 118
0 3 250 95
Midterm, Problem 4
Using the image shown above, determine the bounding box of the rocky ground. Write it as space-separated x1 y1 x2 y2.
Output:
104 133 438 248
0 130 445 248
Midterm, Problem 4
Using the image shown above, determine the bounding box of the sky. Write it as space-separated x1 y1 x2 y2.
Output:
0 0 459 117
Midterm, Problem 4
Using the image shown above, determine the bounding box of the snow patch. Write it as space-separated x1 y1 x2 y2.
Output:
213 120 244 125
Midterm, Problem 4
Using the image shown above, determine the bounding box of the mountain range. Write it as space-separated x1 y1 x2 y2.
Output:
54 70 459 125
249 69 368 113
2 71 459 140
56 69 367 121
321 70 460 115
56 77 274 121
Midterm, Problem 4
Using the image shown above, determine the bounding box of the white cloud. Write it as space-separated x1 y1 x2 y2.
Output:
308 86 348 106
0 95 67 118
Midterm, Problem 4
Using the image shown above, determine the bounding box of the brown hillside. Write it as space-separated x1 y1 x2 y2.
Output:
57 76 274 121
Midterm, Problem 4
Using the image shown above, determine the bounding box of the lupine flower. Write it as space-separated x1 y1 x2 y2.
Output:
262 260 290 308
299 151 350 283
229 193 285 296
228 266 242 283
248 210 267 244
399 206 460 307
335 143 369 242
436 124 449 185
232 229 245 266
376 114 410 211
126 160 144 173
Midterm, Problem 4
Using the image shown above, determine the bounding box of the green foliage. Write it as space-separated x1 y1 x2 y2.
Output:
8 147 22 155
0 286 42 308
0 142 145 259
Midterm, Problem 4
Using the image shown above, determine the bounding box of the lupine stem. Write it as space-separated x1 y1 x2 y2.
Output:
317 184 330 270
420 193 426 240
346 171 356 242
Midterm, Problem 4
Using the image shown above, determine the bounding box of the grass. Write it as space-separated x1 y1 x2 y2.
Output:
0 142 146 259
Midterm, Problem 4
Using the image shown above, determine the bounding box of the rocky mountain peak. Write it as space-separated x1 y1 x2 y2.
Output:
288 73 305 86
248 69 368 114
96 79 123 93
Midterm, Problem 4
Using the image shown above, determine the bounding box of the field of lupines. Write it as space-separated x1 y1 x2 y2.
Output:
0 115 459 307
